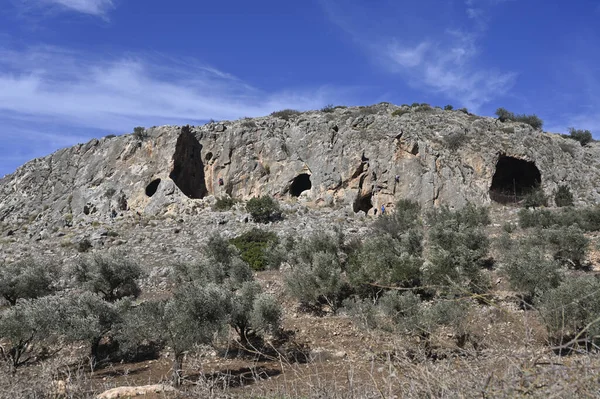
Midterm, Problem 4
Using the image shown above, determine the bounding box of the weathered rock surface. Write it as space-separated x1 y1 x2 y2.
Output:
96 384 177 398
1 103 599 232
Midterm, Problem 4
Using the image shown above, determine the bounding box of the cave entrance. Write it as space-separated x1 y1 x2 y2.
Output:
169 126 208 199
489 155 541 204
290 174 312 197
353 193 373 214
145 179 161 197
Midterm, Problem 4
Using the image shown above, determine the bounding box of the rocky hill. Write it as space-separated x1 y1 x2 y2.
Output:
1 102 599 235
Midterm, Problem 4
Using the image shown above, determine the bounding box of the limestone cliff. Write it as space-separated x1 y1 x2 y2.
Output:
1 103 599 230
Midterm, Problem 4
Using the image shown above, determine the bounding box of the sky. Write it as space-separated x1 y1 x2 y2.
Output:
1 0 599 176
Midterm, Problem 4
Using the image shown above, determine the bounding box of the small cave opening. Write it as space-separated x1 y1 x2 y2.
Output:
353 193 373 214
145 179 161 197
290 174 312 197
489 155 542 204
169 126 208 199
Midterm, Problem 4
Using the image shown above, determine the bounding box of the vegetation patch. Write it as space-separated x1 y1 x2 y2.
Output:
231 228 279 271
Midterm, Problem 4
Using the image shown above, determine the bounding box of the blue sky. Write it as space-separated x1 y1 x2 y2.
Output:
1 0 599 176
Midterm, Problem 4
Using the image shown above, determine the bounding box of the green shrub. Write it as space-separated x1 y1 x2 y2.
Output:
545 226 589 269
554 185 574 207
424 205 491 294
392 109 409 117
0 258 59 306
230 228 279 271
72 252 142 302
240 118 257 129
372 199 422 239
444 132 466 150
502 237 563 303
568 128 593 146
413 103 433 112
343 297 380 330
538 275 600 346
214 196 237 211
495 108 543 129
133 126 146 140
518 206 600 232
118 282 230 386
271 109 301 121
348 235 423 289
285 251 348 312
502 222 517 233
518 208 555 229
77 238 93 253
321 104 336 113
249 293 283 336
457 107 469 114
444 105 454 111
524 186 548 208
246 195 282 223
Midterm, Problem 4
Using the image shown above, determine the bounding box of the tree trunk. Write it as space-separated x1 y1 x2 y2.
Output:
90 336 102 371
172 352 184 387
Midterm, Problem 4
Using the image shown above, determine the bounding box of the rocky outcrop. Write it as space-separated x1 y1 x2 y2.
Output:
1 103 600 230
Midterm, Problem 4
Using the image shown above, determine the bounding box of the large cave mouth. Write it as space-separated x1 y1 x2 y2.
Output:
290 174 312 197
353 192 373 214
489 155 542 204
145 179 161 197
169 126 208 199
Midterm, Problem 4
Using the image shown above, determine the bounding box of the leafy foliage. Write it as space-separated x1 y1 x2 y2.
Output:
0 259 58 306
545 226 589 269
554 185 574 207
495 108 544 129
523 186 548 208
518 206 600 232
320 104 336 113
538 275 600 346
119 282 230 385
444 132 467 150
230 228 279 271
567 128 593 146
246 196 282 223
424 205 491 295
133 126 146 140
391 109 409 117
444 105 454 111
71 252 142 302
271 109 301 121
213 196 237 211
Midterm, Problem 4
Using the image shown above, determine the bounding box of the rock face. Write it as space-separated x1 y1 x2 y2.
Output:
1 103 600 229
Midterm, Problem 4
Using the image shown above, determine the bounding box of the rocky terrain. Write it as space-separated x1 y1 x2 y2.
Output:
2 103 600 399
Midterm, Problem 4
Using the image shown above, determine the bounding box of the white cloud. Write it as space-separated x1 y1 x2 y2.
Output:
385 31 516 111
17 0 114 17
0 46 345 131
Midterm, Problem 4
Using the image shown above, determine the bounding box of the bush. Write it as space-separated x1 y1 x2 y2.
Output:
457 107 469 114
246 196 282 223
538 275 600 346
392 109 409 117
444 132 466 151
213 196 237 211
320 104 336 113
372 199 422 239
343 297 380 330
495 108 543 129
424 205 491 295
271 109 301 121
568 128 593 146
133 126 146 140
554 185 574 207
72 252 142 302
230 228 279 271
118 282 230 385
285 251 348 312
518 206 600 232
249 293 283 336
545 226 589 269
502 237 563 303
0 259 59 306
240 118 257 129
524 186 548 208
444 105 454 111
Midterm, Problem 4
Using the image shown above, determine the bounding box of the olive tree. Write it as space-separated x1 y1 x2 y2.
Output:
0 258 59 306
71 252 142 302
119 283 231 386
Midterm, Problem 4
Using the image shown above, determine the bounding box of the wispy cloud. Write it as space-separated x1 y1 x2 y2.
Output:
320 0 516 111
0 45 348 175
0 45 343 131
16 0 114 17
384 31 516 111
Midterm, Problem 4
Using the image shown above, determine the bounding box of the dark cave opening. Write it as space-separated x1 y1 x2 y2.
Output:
489 155 542 204
290 174 312 197
169 126 208 199
353 192 373 214
145 179 161 197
